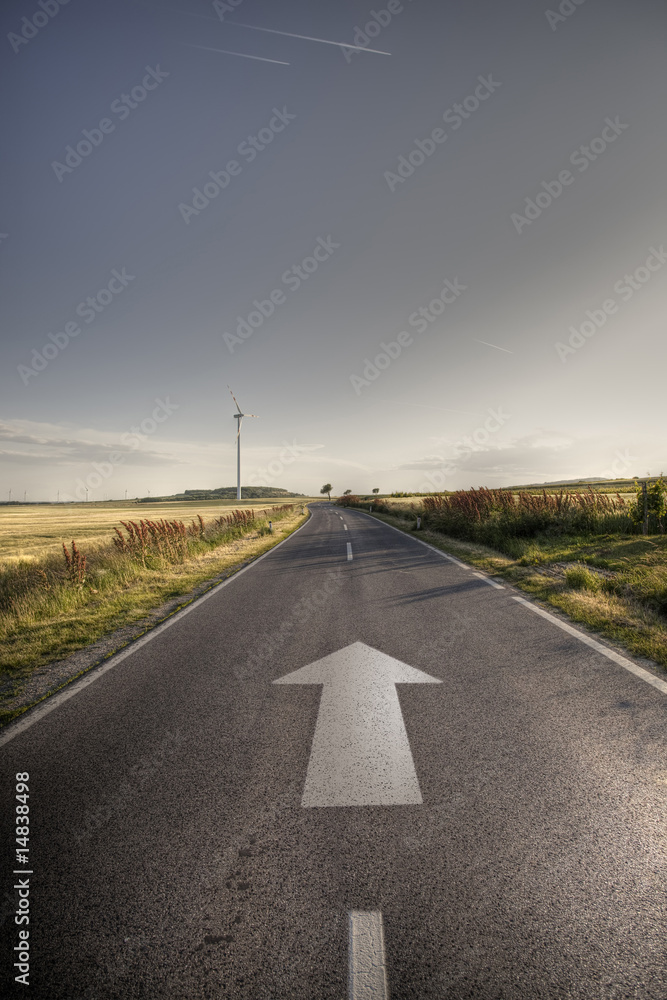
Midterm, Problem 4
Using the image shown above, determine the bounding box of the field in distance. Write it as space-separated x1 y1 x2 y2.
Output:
362 480 639 502
0 498 321 563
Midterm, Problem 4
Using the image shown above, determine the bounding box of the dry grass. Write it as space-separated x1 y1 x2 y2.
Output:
0 498 316 562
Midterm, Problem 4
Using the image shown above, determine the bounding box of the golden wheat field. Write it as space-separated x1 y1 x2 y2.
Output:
0 499 319 563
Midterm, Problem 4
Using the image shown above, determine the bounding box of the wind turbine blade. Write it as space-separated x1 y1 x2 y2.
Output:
235 417 243 440
227 384 242 413
245 413 259 418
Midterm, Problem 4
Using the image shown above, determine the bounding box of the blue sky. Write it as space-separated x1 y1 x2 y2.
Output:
1 0 665 500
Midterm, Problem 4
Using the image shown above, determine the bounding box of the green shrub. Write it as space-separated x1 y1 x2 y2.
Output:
564 564 602 592
629 478 666 532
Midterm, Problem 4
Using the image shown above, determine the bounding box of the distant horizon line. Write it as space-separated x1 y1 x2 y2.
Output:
2 474 662 506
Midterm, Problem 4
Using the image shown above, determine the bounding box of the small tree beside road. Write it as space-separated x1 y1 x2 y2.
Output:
320 483 332 500
630 477 666 533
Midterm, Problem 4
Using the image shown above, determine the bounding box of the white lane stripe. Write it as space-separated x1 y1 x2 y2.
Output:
513 597 667 695
0 511 315 747
344 524 348 531
471 571 504 589
349 911 389 1000
347 542 353 561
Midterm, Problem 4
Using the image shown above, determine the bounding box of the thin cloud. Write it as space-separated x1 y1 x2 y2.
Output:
395 458 446 472
0 419 184 467
229 22 391 55
0 424 50 447
185 44 290 66
0 446 181 468
132 0 392 56
474 339 514 354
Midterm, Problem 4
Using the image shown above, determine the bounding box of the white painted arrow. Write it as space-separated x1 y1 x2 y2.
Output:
274 642 441 807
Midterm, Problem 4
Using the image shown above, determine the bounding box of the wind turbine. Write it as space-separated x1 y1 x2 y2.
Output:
228 386 259 501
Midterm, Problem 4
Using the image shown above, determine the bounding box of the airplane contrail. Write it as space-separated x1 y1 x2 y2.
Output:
132 2 391 56
228 21 392 55
474 339 514 354
185 44 290 66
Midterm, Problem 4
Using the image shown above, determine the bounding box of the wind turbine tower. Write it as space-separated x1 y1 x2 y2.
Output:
228 386 259 501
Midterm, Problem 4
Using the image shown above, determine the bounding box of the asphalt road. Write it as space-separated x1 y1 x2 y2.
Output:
1 503 666 998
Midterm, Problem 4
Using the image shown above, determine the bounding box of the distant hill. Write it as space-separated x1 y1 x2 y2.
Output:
511 477 608 487
137 486 306 503
504 477 651 490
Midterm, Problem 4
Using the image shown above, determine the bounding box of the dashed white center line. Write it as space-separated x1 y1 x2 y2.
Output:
347 542 353 561
471 572 504 589
348 911 389 1000
344 524 348 531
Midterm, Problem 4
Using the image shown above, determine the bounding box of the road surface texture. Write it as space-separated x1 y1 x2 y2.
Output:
1 503 666 998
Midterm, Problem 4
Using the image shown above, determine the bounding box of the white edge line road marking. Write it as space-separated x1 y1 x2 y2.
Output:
349 911 389 1000
347 542 353 561
0 510 315 748
472 571 504 589
513 597 667 695
349 508 667 697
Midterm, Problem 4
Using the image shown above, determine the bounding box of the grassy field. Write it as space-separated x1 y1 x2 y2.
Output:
0 498 318 562
0 501 319 720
